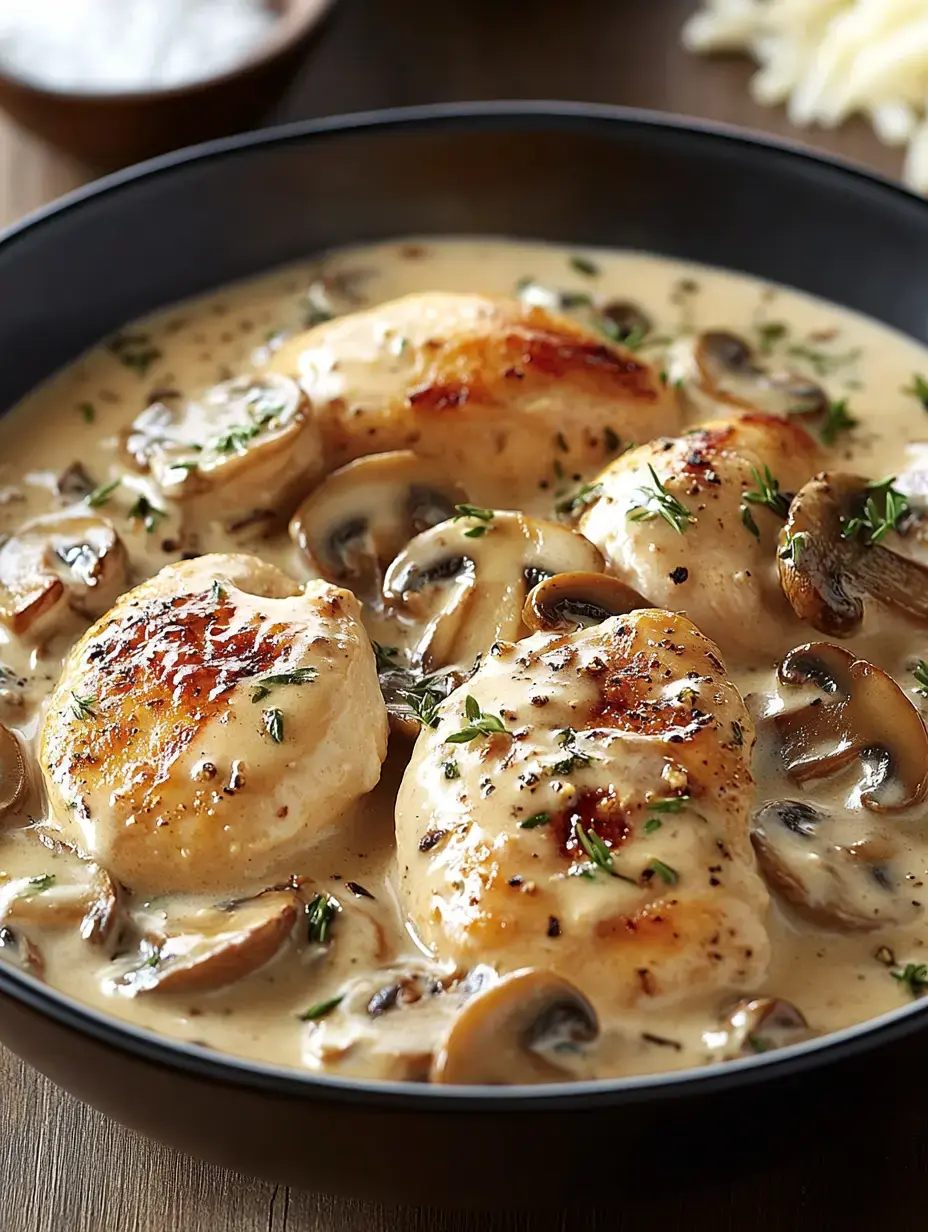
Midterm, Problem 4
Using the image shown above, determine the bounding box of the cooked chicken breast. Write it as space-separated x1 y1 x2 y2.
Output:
270 292 680 506
395 610 769 1015
578 415 824 661
40 554 388 894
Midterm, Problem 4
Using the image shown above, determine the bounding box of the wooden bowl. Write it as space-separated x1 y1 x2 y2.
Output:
0 0 335 169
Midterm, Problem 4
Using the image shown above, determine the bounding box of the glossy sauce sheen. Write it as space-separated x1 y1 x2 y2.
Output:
1 238 928 1081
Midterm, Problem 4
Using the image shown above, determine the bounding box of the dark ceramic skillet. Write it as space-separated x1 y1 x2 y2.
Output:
2 103 928 1204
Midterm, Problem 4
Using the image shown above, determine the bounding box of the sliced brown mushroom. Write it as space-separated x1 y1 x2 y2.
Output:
80 866 124 949
0 924 44 978
667 330 827 418
120 373 323 529
720 996 813 1057
751 799 919 931
430 968 599 1085
382 511 604 669
0 510 129 638
289 451 468 602
0 722 25 818
0 866 124 950
120 889 300 995
522 571 650 633
778 472 928 636
774 642 928 811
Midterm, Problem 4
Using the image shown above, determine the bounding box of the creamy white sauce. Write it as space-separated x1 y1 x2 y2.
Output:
1 237 927 1083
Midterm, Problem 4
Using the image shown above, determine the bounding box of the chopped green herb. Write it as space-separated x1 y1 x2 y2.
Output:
912 660 928 695
306 894 339 946
70 693 96 721
820 398 858 446
618 323 647 351
263 708 284 744
78 402 96 424
748 1034 771 1054
628 465 695 535
519 812 551 830
740 504 760 540
575 824 636 883
643 818 662 835
892 962 928 998
742 465 790 518
212 423 261 454
127 494 166 533
372 642 399 671
555 482 603 518
755 320 789 355
86 478 121 508
553 459 565 480
648 858 679 885
453 504 494 522
446 695 509 744
648 795 690 814
24 874 55 894
300 995 343 1022
442 759 460 780
550 728 594 776
555 432 569 452
904 373 928 411
841 476 908 545
779 531 809 564
787 341 861 378
108 333 162 377
251 667 318 703
569 255 600 277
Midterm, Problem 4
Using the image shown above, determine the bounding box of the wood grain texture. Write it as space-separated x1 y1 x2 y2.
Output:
0 0 922 1228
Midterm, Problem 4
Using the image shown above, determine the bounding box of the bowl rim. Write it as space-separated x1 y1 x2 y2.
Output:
2 99 927 1111
0 0 336 104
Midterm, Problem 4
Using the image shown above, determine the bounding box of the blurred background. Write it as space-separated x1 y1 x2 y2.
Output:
0 0 914 231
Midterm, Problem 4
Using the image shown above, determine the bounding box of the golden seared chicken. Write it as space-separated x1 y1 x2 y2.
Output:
395 610 770 1015
270 292 680 505
40 554 388 894
578 415 824 660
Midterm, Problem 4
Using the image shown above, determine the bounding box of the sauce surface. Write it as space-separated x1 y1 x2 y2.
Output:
2 237 928 1083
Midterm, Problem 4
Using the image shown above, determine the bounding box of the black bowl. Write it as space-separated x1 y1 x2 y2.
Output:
3 103 928 1205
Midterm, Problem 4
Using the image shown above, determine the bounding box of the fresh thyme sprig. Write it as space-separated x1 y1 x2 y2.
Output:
250 667 318 703
840 476 908 545
453 505 495 539
627 465 695 535
445 695 509 744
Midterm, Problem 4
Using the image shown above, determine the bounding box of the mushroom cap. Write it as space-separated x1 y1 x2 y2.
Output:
751 799 919 932
778 471 928 637
774 642 928 811
522 571 651 633
120 889 300 995
121 373 323 532
0 510 129 639
666 330 828 420
0 723 25 818
719 995 813 1057
430 968 599 1085
39 554 388 893
289 450 468 601
270 292 680 506
382 510 604 670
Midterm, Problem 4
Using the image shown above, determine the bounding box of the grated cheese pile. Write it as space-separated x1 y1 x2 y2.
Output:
682 0 928 193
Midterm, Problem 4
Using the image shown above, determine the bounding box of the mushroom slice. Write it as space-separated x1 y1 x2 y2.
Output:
382 511 604 669
0 511 129 638
715 996 813 1058
522 571 650 633
290 451 468 601
80 866 124 949
0 924 43 978
774 642 928 811
778 472 928 636
430 969 599 1085
751 799 919 931
0 722 25 818
666 330 828 419
120 889 300 995
121 373 323 529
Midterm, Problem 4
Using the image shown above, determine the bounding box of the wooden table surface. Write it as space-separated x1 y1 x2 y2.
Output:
0 2 920 1229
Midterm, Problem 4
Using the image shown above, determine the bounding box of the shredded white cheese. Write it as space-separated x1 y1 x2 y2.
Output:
682 0 928 194
0 0 278 94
